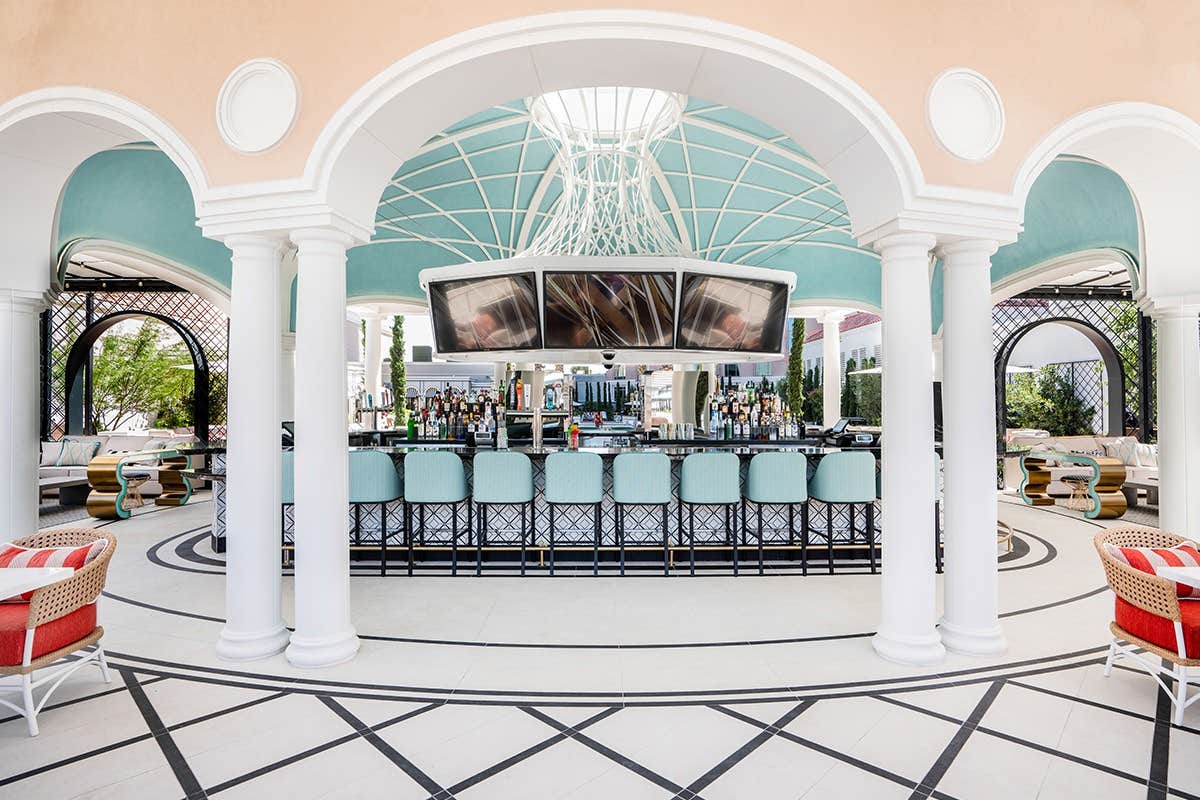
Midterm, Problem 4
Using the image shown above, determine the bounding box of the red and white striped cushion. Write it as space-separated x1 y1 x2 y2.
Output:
0 540 107 601
1104 541 1200 599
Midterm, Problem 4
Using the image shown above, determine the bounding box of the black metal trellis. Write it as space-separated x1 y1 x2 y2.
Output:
42 286 229 441
992 293 1155 444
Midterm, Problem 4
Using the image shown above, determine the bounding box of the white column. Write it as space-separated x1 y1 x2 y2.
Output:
280 333 295 422
820 311 846 428
286 228 359 668
363 313 382 405
0 290 44 542
217 237 290 660
872 233 945 665
938 239 1007 655
1155 307 1200 540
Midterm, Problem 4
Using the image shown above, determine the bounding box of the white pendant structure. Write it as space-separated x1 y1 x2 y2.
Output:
523 88 689 258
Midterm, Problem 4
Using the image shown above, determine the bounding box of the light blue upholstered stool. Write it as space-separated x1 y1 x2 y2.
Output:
742 451 810 575
346 450 402 576
473 451 535 575
678 452 741 576
612 452 672 576
403 450 470 576
281 450 295 566
544 452 604 576
808 450 878 573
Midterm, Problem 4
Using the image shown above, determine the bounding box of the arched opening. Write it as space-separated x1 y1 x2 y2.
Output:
63 311 210 441
996 316 1125 438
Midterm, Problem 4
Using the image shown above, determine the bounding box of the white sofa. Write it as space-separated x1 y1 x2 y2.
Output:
1005 434 1157 496
39 430 198 497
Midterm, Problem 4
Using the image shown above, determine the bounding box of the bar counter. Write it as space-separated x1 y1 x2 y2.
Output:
204 441 886 570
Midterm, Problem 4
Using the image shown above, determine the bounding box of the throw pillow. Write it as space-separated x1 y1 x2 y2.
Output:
39 441 65 467
1104 542 1200 599
1135 443 1159 468
0 539 107 601
55 437 100 467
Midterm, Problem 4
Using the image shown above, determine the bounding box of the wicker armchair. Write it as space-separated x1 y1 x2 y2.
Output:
0 528 116 736
1095 527 1199 724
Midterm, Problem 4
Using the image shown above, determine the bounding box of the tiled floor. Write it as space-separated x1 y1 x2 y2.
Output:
1 495 1195 799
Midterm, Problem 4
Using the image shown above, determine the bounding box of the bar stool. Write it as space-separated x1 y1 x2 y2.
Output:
346 450 402 575
808 451 878 574
281 450 295 566
612 452 671 576
742 452 809 575
403 450 469 575
679 452 741 576
473 452 535 576
544 451 604 576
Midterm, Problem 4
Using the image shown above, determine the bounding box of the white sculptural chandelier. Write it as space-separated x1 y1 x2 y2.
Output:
523 87 690 257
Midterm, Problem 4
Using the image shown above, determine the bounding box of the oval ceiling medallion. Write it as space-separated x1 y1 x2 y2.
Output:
216 58 299 154
926 68 1005 162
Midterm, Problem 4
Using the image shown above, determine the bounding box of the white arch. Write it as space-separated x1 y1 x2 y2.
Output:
305 10 923 242
1013 102 1200 306
57 239 231 314
0 87 210 293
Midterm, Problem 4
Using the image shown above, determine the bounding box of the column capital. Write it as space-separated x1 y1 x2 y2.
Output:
874 232 937 257
0 288 53 314
1145 301 1200 321
290 226 357 251
223 232 290 252
936 238 998 262
816 308 851 326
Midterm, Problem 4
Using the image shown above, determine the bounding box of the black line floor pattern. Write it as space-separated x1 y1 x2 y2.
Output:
1 650 1196 800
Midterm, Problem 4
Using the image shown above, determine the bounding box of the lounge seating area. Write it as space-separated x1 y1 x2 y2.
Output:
1008 434 1160 519
39 430 199 501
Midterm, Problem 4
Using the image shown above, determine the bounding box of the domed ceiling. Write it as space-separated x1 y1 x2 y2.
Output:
348 96 882 302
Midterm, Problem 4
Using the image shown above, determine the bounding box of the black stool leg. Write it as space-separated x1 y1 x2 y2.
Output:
661 503 669 576
520 503 527 576
594 503 601 577
354 504 361 548
380 502 388 577
476 504 484 576
801 501 809 576
826 503 834 574
688 504 696 576
867 502 877 574
934 500 943 573
406 503 414 577
549 504 556 576
451 502 459 576
757 502 765 576
730 504 738 576
618 504 626 576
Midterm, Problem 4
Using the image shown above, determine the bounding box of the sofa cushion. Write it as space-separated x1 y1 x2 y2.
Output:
0 602 97 666
0 539 108 601
1104 436 1141 467
1115 596 1200 657
40 441 65 467
100 434 156 454
1104 542 1200 598
56 437 102 466
1136 443 1159 468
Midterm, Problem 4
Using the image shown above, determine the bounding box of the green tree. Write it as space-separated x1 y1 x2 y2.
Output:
92 320 193 432
694 370 709 425
842 358 858 417
390 316 406 421
1006 366 1095 436
785 318 805 414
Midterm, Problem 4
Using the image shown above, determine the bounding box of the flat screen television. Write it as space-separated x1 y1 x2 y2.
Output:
543 271 676 349
429 272 542 353
675 272 789 352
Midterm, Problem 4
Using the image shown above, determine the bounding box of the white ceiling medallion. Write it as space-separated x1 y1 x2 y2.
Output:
926 68 1005 162
216 58 299 154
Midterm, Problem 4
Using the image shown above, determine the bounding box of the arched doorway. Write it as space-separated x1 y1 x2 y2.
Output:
63 310 210 441
995 316 1126 437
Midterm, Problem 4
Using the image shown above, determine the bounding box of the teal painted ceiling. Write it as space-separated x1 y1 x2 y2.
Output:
354 97 880 303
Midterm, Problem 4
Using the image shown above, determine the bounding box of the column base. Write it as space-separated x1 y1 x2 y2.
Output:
871 630 946 666
216 624 290 662
939 620 1008 656
285 627 360 669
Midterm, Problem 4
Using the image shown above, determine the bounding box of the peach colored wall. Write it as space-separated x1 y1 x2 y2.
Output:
4 0 1199 191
